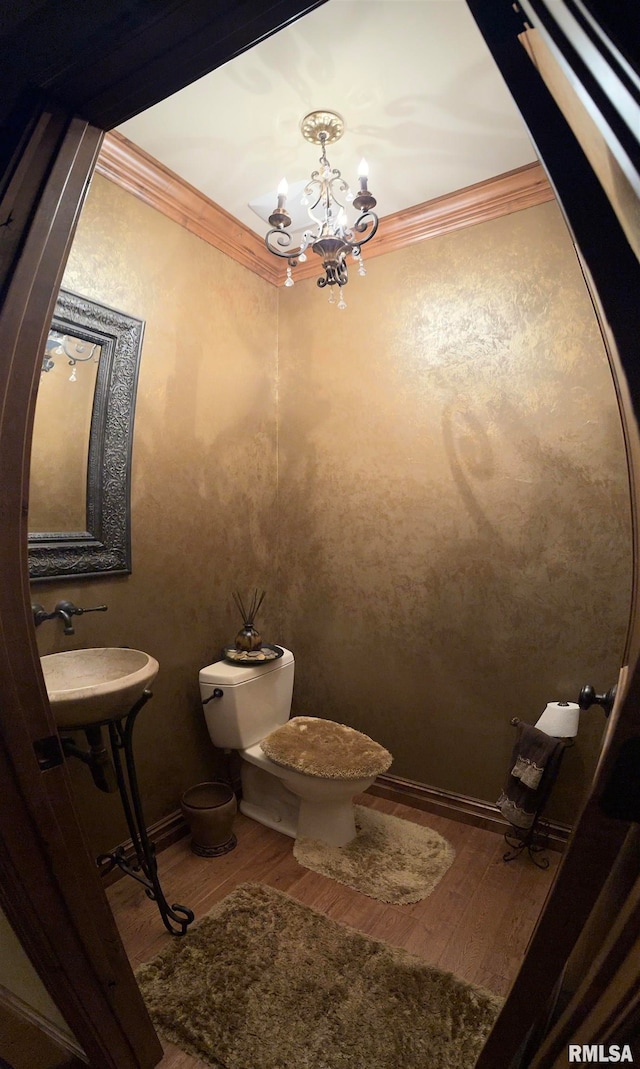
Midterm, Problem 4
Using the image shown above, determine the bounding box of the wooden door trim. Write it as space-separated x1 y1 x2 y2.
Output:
0 103 162 1069
529 830 640 1065
0 984 87 1063
0 4 637 1068
464 2 640 1065
0 1 328 132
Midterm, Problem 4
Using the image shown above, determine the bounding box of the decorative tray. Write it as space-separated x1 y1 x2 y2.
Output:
221 643 284 665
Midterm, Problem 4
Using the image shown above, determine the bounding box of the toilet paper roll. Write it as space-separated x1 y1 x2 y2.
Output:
535 701 580 738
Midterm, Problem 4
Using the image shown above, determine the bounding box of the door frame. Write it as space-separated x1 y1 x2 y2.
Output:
1 2 639 1067
0 104 163 1069
466 1 640 1064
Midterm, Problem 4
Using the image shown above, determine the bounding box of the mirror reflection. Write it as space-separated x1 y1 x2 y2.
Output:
28 289 144 582
30 332 102 533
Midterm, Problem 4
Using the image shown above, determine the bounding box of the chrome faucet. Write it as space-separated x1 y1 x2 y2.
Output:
32 600 108 635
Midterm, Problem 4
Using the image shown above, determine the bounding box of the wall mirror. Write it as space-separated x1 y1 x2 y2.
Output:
28 289 144 581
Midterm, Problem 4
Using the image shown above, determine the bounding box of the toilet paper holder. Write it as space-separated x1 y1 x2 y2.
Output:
510 681 618 733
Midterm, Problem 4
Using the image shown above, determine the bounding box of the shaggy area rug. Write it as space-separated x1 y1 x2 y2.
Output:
136 883 501 1069
293 805 455 904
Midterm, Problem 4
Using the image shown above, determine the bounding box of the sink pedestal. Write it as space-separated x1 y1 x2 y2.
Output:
89 690 194 936
43 648 193 935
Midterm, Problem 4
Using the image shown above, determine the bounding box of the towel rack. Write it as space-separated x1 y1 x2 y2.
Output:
502 719 568 868
510 715 575 745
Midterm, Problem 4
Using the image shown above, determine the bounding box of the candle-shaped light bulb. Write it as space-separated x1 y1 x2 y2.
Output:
353 156 376 212
277 177 288 209
269 176 292 228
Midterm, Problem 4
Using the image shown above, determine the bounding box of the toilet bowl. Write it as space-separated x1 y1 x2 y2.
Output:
199 648 392 847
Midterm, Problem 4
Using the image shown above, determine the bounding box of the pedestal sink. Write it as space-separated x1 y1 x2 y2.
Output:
41 647 159 730
40 646 193 935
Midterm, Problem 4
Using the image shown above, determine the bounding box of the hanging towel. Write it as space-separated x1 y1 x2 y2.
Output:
496 722 564 830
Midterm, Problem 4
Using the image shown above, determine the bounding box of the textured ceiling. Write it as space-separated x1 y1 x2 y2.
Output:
118 0 538 237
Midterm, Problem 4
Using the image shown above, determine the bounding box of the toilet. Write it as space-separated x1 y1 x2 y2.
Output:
199 647 392 847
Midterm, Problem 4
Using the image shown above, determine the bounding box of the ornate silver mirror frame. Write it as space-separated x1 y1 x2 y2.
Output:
29 289 144 581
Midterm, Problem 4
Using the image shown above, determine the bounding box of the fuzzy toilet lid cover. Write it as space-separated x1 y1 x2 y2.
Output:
260 716 393 780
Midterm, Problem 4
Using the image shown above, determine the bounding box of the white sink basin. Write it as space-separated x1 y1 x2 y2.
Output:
41 647 159 729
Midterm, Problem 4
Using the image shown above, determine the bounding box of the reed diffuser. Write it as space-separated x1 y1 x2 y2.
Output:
233 588 266 652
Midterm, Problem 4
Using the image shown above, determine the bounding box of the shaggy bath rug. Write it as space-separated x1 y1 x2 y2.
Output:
293 805 455 904
136 883 501 1069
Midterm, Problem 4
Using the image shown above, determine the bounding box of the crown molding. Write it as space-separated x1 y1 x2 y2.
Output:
97 132 554 288
382 160 554 251
289 161 555 284
96 131 282 286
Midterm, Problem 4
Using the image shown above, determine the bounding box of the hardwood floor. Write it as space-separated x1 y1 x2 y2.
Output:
106 793 559 1069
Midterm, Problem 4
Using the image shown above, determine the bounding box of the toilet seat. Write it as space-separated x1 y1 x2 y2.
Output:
241 740 283 772
243 730 383 846
260 716 392 780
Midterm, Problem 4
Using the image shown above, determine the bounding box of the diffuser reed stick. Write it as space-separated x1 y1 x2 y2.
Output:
233 588 266 651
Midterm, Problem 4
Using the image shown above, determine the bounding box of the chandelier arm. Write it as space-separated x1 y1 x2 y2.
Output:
333 213 379 251
264 228 304 264
351 211 379 245
63 339 99 366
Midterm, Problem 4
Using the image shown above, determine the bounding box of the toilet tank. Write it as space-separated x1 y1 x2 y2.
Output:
199 647 294 749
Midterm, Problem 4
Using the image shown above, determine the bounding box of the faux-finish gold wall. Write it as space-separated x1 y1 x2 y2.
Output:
32 178 631 848
276 201 631 825
33 174 279 853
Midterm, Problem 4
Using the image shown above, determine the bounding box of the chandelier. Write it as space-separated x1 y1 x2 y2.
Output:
41 331 100 380
265 111 379 308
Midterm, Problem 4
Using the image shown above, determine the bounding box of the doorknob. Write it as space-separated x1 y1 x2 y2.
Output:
578 683 617 717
